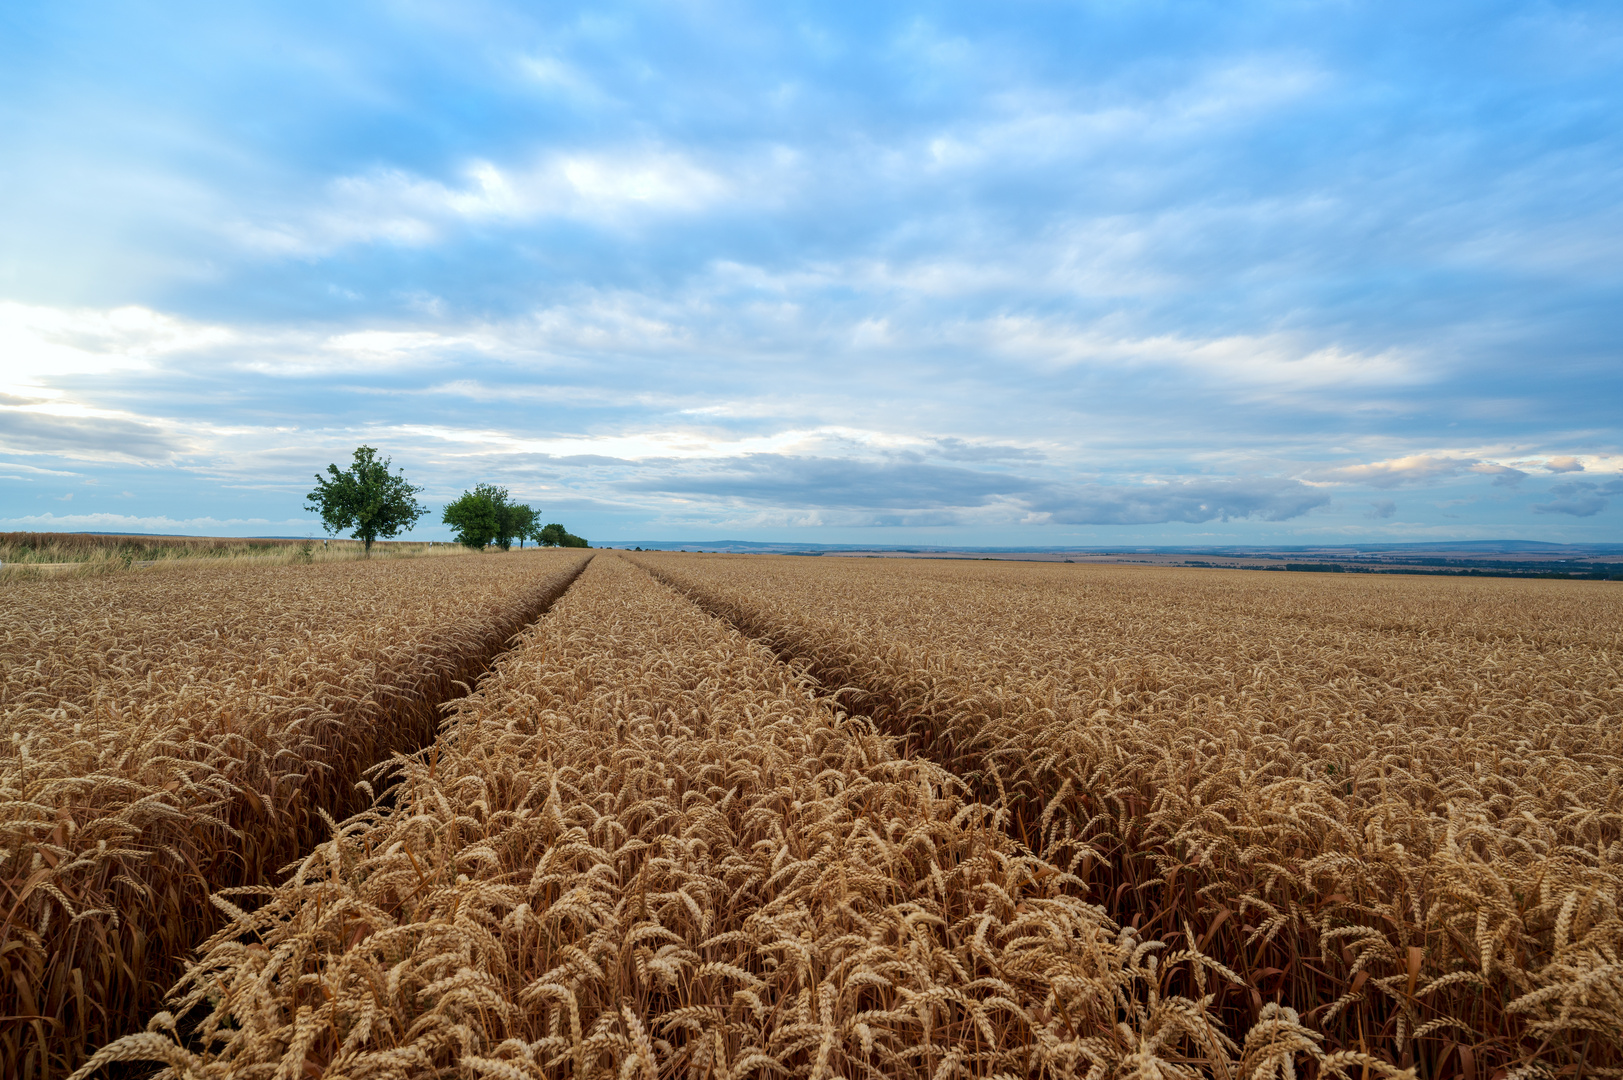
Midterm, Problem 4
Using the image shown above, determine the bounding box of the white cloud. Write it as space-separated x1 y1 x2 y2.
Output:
0 459 80 479
912 57 1327 174
0 301 500 382
0 301 233 383
322 329 496 363
529 296 693 353
0 511 315 535
979 318 1420 388
391 421 937 464
0 400 186 461
1314 454 1473 487
1312 453 1552 489
230 150 732 256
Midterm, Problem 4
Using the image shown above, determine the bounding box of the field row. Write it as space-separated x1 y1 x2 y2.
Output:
639 554 1623 1076
83 555 1389 1080
1 551 591 1078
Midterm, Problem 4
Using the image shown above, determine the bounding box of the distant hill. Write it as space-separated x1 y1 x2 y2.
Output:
602 538 1623 557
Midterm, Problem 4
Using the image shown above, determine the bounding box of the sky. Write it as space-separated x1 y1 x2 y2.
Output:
1 1 1620 546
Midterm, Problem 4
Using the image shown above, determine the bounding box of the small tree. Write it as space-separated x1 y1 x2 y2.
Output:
442 483 507 550
536 522 589 548
444 486 544 551
305 446 425 556
503 502 539 549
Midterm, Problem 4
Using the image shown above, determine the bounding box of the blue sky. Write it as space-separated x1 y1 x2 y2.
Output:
2 1 1620 545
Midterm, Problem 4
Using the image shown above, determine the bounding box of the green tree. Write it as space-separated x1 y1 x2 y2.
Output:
536 522 589 548
444 485 544 551
305 446 425 556
503 502 539 549
442 483 507 550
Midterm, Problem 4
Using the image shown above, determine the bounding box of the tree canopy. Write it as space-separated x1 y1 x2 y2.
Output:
505 502 539 549
536 522 589 548
305 446 425 555
443 483 510 550
441 485 558 551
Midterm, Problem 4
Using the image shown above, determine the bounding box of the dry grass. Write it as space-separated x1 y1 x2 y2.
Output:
640 554 1623 1077
73 556 1405 1080
1 550 590 1079
0 533 469 578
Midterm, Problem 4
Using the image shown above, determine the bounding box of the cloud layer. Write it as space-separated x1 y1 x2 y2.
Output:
1 2 1619 542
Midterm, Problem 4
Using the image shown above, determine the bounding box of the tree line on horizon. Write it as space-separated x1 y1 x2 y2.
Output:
305 446 588 554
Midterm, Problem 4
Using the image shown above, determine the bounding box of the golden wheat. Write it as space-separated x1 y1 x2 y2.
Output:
1 550 590 1078
640 553 1623 1077
75 555 1394 1080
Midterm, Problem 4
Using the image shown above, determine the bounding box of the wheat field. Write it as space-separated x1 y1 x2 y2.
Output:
1 551 589 1078
15 551 1619 1077
641 553 1623 1077
82 554 1396 1080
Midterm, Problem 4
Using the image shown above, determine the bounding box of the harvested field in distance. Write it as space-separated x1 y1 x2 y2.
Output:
1 550 590 1078
643 554 1623 1077
0 532 470 576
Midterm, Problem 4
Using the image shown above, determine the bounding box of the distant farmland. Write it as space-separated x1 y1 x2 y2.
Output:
6 552 1617 1078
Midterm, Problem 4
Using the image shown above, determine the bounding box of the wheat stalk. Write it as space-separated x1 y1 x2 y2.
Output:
642 553 1623 1076
1 551 590 1077
82 555 1242 1079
